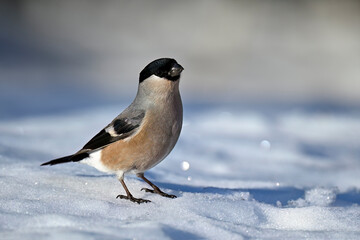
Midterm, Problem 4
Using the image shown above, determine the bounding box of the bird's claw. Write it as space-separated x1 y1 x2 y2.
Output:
116 194 151 204
141 188 177 198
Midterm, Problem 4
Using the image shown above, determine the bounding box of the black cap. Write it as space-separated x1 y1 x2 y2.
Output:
139 58 184 83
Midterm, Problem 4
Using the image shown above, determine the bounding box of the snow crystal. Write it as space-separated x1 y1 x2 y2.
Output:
288 187 338 207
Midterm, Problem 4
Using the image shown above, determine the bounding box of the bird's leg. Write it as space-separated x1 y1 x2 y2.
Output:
137 173 177 198
116 177 150 204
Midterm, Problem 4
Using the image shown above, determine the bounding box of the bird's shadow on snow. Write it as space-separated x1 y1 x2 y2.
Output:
73 172 360 207
76 174 113 178
162 225 203 240
154 181 360 207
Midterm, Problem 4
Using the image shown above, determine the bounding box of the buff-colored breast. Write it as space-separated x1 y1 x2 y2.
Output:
99 110 180 173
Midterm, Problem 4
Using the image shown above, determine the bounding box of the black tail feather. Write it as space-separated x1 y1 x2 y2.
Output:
41 152 89 166
41 155 72 166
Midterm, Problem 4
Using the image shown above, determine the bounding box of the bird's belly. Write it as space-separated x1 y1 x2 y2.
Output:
131 122 180 172
99 115 181 173
80 150 114 174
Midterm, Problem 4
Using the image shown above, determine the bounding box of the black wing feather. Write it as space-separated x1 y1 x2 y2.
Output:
81 110 145 151
81 129 112 150
41 110 145 166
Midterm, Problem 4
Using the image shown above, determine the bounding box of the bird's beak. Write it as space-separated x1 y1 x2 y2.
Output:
169 63 184 77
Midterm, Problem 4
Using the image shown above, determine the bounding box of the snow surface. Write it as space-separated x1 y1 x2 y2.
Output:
1 105 360 239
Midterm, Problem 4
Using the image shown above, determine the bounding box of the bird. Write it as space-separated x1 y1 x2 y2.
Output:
41 58 184 204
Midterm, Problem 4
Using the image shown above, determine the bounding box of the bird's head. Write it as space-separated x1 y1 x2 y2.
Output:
139 58 184 83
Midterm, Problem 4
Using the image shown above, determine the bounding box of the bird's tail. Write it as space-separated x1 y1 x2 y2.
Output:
41 152 89 166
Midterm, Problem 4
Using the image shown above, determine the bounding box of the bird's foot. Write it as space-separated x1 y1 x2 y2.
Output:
141 188 177 198
116 194 151 204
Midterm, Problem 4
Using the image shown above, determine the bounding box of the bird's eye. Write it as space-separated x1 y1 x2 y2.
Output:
169 67 182 77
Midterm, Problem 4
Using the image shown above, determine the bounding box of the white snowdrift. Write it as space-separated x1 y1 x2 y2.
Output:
1 105 360 239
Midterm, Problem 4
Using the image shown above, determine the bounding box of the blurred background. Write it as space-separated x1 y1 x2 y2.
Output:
0 0 359 118
2 2 360 237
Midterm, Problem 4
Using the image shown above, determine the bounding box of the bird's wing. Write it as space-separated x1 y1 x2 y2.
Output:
81 109 145 152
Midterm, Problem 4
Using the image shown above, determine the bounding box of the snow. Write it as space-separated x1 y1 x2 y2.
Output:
1 104 360 239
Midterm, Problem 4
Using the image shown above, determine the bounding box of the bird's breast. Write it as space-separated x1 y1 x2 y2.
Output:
100 98 182 173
